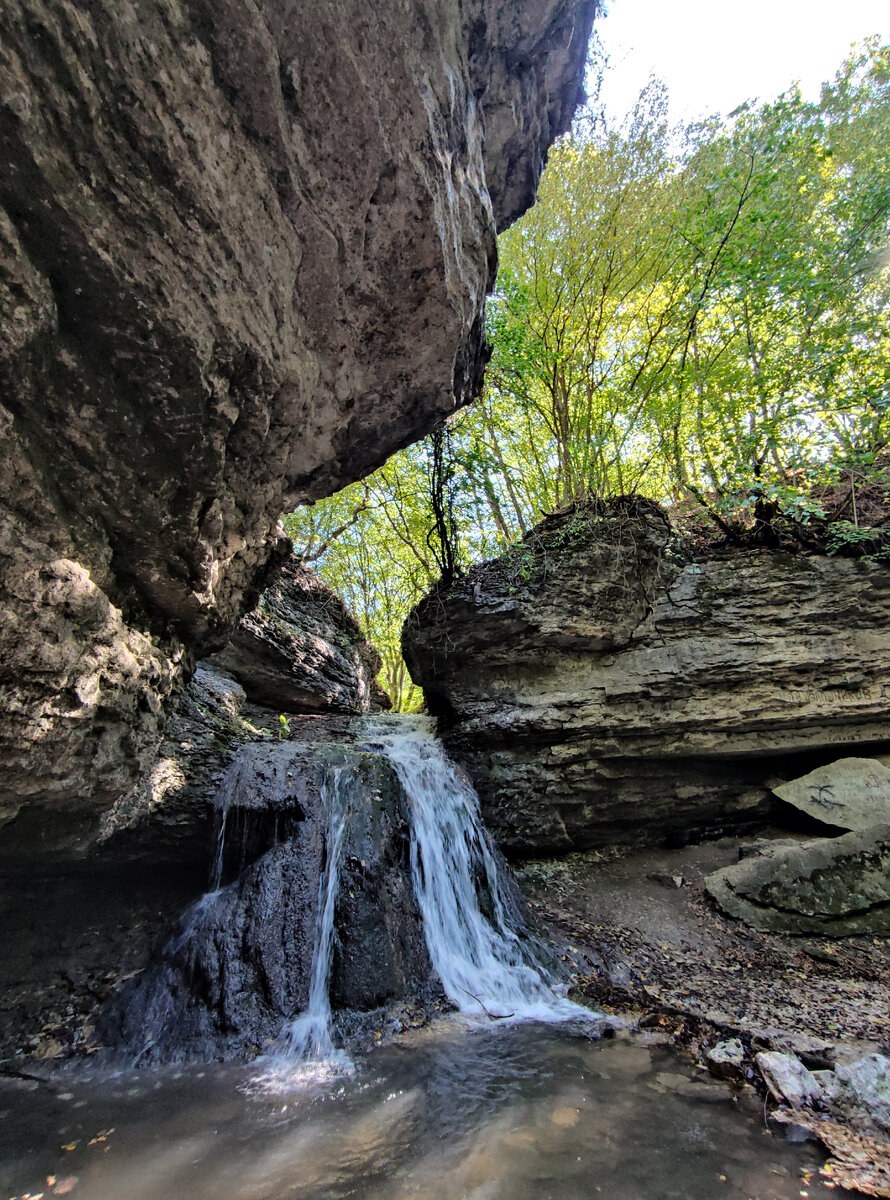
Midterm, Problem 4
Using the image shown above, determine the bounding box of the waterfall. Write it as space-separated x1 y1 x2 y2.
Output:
253 766 356 1087
277 767 350 1061
361 715 587 1024
127 716 592 1079
250 714 585 1089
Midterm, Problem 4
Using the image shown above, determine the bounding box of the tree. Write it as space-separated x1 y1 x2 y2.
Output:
286 42 890 689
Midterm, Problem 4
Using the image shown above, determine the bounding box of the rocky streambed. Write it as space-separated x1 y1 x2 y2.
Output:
515 831 890 1195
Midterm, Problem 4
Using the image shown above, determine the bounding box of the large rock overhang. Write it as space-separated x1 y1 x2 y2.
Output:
0 1 596 828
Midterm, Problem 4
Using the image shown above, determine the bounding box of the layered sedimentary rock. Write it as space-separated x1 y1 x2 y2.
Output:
208 557 389 714
89 661 253 864
0 0 595 829
4 557 389 856
403 500 890 852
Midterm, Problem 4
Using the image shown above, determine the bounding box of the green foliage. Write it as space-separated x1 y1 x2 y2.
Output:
284 41 890 701
825 520 890 561
283 445 443 711
483 42 890 524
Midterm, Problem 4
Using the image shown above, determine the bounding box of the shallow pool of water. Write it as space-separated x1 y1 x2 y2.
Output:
1 1022 835 1200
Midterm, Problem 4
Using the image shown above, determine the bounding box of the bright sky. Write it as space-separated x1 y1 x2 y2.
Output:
594 0 890 124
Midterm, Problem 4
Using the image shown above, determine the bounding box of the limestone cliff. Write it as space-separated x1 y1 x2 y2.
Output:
208 557 389 715
0 0 595 830
17 558 391 859
403 500 890 853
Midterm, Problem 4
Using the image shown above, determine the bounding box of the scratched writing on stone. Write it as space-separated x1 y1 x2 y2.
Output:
786 687 882 706
808 783 843 811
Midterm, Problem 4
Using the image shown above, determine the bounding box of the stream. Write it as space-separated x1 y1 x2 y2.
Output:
1 1022 835 1200
0 718 839 1197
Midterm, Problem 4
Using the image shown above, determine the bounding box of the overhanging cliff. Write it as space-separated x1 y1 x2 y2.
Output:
0 0 596 830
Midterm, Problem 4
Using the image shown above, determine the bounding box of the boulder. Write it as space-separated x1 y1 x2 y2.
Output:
830 1056 890 1139
707 1038 748 1082
773 757 890 831
403 499 890 853
208 557 387 714
755 1051 824 1109
0 0 594 830
704 825 890 936
100 739 433 1062
764 1053 890 1143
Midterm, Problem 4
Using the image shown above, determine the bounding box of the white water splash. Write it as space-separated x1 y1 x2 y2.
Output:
250 715 594 1092
362 715 589 1024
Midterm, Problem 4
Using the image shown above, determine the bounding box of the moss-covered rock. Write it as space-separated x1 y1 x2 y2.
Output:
705 826 890 935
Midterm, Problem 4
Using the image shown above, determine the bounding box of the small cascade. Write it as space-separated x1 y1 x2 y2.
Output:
209 801 228 893
262 768 354 1080
106 719 592 1071
360 715 588 1024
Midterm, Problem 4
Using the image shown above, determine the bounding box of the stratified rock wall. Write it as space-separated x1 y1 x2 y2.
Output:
66 561 389 860
0 0 595 826
403 501 890 853
208 557 388 714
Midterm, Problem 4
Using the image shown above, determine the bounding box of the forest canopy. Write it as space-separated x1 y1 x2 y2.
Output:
286 40 890 709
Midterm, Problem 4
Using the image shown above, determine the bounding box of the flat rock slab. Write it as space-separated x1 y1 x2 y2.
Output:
705 825 890 936
773 758 890 831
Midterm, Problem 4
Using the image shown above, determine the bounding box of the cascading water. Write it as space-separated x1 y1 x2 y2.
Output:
251 714 588 1087
243 765 359 1091
271 767 352 1069
361 715 588 1024
113 717 594 1077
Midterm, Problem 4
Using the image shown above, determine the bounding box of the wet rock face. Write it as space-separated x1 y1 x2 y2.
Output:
102 739 433 1062
403 500 890 852
2 559 389 857
91 662 253 865
0 0 594 824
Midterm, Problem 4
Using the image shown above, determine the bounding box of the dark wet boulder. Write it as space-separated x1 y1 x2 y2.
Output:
101 740 432 1062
